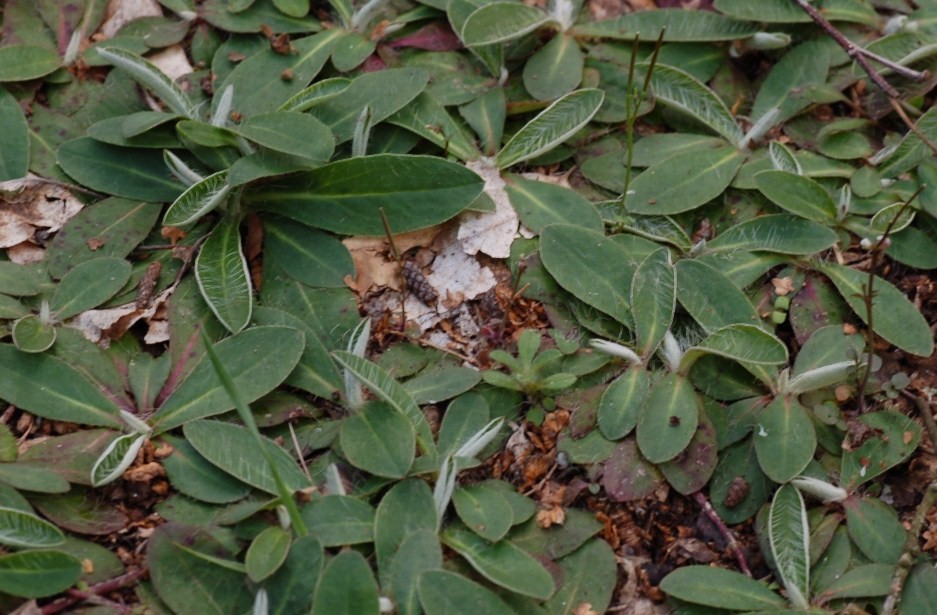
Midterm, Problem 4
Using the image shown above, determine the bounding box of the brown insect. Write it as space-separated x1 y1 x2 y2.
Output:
403 261 437 304
723 476 750 509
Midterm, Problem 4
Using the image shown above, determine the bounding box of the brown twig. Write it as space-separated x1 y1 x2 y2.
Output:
41 566 148 614
791 0 928 98
693 491 752 577
379 207 406 332
889 98 937 157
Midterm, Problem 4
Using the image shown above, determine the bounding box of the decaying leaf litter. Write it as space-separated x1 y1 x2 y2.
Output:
1 0 937 613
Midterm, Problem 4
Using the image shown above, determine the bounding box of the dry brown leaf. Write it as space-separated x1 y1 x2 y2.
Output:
536 506 566 528
572 604 599 615
0 176 83 249
771 276 795 296
123 461 165 482
99 0 163 39
458 159 518 259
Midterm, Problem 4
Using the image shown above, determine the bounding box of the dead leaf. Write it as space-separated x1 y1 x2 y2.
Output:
99 0 164 39
0 176 83 249
771 276 795 296
458 159 518 259
572 604 600 615
536 506 566 528
426 230 496 308
6 241 46 264
123 461 165 482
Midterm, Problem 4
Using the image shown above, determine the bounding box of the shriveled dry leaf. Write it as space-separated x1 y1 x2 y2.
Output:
458 159 518 259
68 285 174 345
426 229 496 308
771 276 795 296
0 176 83 249
99 0 163 39
343 227 441 295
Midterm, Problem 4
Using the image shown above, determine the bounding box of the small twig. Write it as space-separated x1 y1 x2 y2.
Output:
693 491 752 577
903 391 937 459
41 566 148 614
791 0 927 98
889 98 937 157
379 208 406 332
882 480 937 615
288 421 312 482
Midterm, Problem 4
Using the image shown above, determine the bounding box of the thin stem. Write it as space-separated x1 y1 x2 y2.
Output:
379 207 406 331
889 98 937 157
41 567 148 614
791 0 928 98
693 491 752 577
620 35 640 214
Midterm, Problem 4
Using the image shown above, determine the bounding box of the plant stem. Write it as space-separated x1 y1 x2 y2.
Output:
379 207 407 332
41 567 148 614
693 491 752 577
882 477 937 615
791 0 929 98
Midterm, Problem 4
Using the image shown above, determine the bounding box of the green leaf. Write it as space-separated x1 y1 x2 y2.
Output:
388 91 482 162
820 261 934 357
90 433 148 487
245 525 291 583
460 2 548 46
0 87 29 180
523 33 584 101
495 89 605 169
0 506 66 548
160 434 252 504
151 326 304 432
279 77 351 112
12 315 56 353
711 440 771 524
844 497 905 564
573 9 759 42
902 563 937 615
442 528 555 600
47 198 161 278
869 201 915 235
647 64 743 145
217 30 341 117
0 345 122 428
0 550 82 598
148 522 253 615
452 482 514 541
419 569 514 615
163 170 232 227
459 87 506 156
266 535 324 615
437 393 491 460
263 217 353 288
627 146 744 215
332 351 436 458
391 530 443 615
706 214 838 255
51 257 132 320
308 68 429 144
31 489 127 535
331 31 376 72
598 366 648 440
818 563 893 600
374 479 438 587
97 47 194 118
540 225 641 328
675 259 761 332
195 217 252 334
340 401 415 479
302 495 375 546
681 324 789 371
713 0 808 22
841 409 920 489
878 107 937 178
312 551 380 615
769 141 802 174
403 366 481 405
754 170 837 222
0 45 61 82
235 111 334 164
183 420 310 494
658 411 719 494
660 565 786 610
631 248 675 357
544 539 617 615
504 174 603 234
637 373 699 463
57 138 185 202
250 154 483 236
751 40 830 123
768 484 809 609
754 396 816 483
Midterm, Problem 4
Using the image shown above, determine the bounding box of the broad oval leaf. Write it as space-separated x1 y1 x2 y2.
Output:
844 496 905 565
819 563 892 600
263 217 353 288
11 315 56 353
265 535 324 615
0 345 122 428
441 528 555 600
183 420 310 494
841 410 920 489
403 366 481 405
503 174 603 234
544 538 618 615
163 170 231 227
235 111 335 164
90 433 147 487
660 565 786 610
245 525 291 583
523 33 584 102
452 483 514 542
375 479 438 587
339 401 415 479
869 201 915 235
637 373 699 463
302 495 375 547
495 89 605 169
681 324 788 372
0 550 82 599
631 247 675 356
392 530 444 615
769 484 810 609
820 261 934 357
598 366 648 440
419 569 513 615
57 138 185 202
97 47 195 118
706 214 838 255
658 411 718 495
0 506 66 549
647 63 743 145
627 146 744 215
249 154 483 236
195 217 252 334
754 396 817 483
460 2 548 46
0 45 62 82
160 434 252 504
51 257 132 320
675 259 761 332
312 550 380 615
0 87 29 180
151 326 304 432
754 170 837 222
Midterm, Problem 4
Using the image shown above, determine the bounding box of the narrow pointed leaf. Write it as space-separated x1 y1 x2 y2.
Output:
163 170 231 227
706 214 837 255
647 63 743 145
631 248 676 356
769 484 810 608
0 87 29 180
660 566 785 610
495 89 604 169
0 550 82 599
195 217 252 334
90 433 147 487
676 259 761 332
572 9 759 42
820 261 934 357
387 92 482 162
461 2 548 46
97 47 195 118
0 507 65 548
